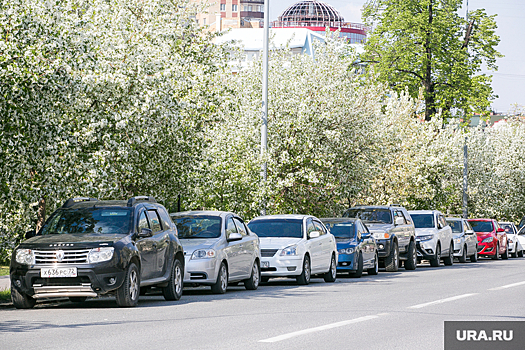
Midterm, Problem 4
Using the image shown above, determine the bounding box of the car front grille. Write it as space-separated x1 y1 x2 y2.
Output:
33 249 90 264
261 249 279 258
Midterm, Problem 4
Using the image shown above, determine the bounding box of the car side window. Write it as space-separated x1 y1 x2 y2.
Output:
233 218 247 236
313 221 326 235
394 211 407 224
402 209 412 224
147 210 162 233
226 217 237 237
356 222 363 239
138 211 150 231
158 208 174 231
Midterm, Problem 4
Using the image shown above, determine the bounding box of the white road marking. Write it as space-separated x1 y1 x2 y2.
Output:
408 293 478 309
489 281 525 291
259 315 379 343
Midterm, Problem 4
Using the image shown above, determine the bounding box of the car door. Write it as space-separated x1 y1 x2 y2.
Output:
438 213 452 254
233 217 255 278
358 221 374 266
305 218 323 273
224 216 243 280
146 208 170 279
313 219 332 272
393 210 409 252
463 220 477 254
135 209 157 281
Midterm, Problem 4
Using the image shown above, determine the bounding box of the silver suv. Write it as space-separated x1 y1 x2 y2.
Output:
409 210 454 267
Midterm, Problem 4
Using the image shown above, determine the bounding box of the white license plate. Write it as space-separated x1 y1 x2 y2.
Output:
261 261 269 268
41 267 77 278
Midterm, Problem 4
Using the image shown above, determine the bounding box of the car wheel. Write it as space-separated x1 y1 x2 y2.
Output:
443 242 454 266
430 243 441 267
470 247 478 262
244 261 260 290
350 252 364 278
211 262 228 294
163 258 183 301
404 240 417 270
518 249 524 258
324 254 337 282
501 244 509 260
11 283 36 309
459 245 467 263
367 252 379 275
384 241 399 272
296 255 311 285
69 297 87 303
492 243 500 260
116 262 140 307
511 244 518 258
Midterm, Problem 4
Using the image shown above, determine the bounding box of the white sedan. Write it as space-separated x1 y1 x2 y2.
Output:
500 222 524 258
247 214 337 285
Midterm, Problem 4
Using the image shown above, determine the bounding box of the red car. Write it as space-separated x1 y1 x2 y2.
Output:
467 219 508 260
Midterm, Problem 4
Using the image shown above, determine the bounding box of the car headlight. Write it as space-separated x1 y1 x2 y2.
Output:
481 237 494 243
15 249 35 265
338 248 355 255
191 249 216 259
280 245 298 256
417 234 434 241
88 247 114 263
454 237 462 244
508 239 514 244
372 231 390 239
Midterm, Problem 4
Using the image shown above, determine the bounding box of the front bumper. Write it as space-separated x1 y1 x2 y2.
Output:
337 253 357 272
183 256 219 285
416 240 437 260
477 241 496 256
260 255 303 277
453 240 465 258
375 239 391 258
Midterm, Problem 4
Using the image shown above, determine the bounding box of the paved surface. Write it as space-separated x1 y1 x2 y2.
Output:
1 257 524 350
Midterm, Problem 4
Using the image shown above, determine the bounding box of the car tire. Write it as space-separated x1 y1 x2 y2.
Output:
502 244 509 260
115 262 140 307
430 243 441 267
518 249 524 258
404 240 417 270
296 255 311 285
350 253 364 278
261 277 270 283
443 242 454 266
323 254 337 282
384 241 399 272
163 258 183 301
458 245 467 263
470 248 478 262
244 261 260 290
511 245 518 258
367 252 379 275
492 243 500 260
69 297 87 303
211 262 228 294
11 283 36 309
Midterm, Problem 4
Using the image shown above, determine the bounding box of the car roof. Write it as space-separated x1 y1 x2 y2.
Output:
408 210 438 214
170 211 236 218
65 200 130 209
467 218 494 221
320 217 357 222
249 214 311 221
349 206 394 210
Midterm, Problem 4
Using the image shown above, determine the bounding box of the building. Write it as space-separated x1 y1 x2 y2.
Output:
191 0 265 31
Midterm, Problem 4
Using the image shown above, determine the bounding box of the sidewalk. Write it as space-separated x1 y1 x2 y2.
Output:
0 275 10 291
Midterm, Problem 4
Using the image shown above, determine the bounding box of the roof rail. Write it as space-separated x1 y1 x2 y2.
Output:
127 196 157 207
389 203 402 207
62 198 98 208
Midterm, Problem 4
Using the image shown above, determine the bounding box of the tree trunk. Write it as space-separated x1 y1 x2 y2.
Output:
36 197 46 233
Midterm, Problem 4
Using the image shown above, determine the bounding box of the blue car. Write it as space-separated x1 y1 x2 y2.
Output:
321 218 379 277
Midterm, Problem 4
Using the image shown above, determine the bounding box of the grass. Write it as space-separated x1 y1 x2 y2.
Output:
0 266 8 276
0 288 10 301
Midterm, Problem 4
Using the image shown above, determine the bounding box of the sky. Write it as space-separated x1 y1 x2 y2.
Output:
269 0 525 114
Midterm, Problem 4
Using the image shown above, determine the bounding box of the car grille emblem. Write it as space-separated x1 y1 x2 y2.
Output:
56 250 65 262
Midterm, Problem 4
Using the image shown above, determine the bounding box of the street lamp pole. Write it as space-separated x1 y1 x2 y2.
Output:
261 0 269 215
463 137 468 219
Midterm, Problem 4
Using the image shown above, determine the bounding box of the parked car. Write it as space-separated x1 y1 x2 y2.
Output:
343 205 417 272
10 197 184 309
170 211 261 294
247 215 337 285
446 218 478 263
409 210 454 267
516 226 525 257
320 218 378 277
499 222 524 258
468 219 508 260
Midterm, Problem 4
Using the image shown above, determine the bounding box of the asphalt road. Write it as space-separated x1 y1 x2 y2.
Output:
1 257 524 350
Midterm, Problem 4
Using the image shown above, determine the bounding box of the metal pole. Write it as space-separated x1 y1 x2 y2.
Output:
261 0 269 216
463 137 468 219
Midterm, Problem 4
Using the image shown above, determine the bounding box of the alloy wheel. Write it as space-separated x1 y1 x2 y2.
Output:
129 269 139 301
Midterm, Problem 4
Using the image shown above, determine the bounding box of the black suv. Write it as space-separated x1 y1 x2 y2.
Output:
343 205 417 272
10 197 184 308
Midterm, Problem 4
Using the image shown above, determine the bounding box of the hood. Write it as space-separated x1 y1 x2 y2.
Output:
453 233 464 239
336 238 357 248
415 228 438 236
179 238 220 253
366 223 394 232
20 233 124 248
259 237 304 249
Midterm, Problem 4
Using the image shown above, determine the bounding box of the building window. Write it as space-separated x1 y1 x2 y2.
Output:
203 18 206 25
232 4 238 11
220 3 225 11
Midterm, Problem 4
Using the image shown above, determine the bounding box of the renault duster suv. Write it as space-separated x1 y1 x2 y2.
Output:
10 197 184 308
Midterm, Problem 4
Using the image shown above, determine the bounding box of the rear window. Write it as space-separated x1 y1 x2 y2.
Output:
248 219 303 238
469 221 494 233
446 220 462 233
411 214 435 229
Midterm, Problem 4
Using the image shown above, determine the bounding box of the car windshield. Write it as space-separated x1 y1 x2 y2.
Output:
322 221 355 239
343 209 392 224
41 208 132 235
446 220 462 233
499 223 515 234
410 214 435 229
469 221 494 233
248 219 303 238
172 216 222 239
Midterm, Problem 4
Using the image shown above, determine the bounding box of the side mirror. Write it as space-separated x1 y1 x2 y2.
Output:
465 230 475 235
25 230 36 239
497 228 505 233
308 231 321 239
362 232 371 239
394 217 404 226
138 228 153 238
227 232 242 242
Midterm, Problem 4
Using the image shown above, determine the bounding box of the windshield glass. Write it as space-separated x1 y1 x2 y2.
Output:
410 214 435 229
446 220 462 233
248 219 303 238
343 209 392 224
322 221 355 239
172 216 222 239
499 223 516 234
41 208 132 235
469 221 494 233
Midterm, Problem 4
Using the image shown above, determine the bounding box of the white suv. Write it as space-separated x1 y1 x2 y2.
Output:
409 210 454 267
247 215 337 285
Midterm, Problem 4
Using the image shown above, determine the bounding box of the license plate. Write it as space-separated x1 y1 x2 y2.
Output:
41 267 77 278
261 261 269 268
